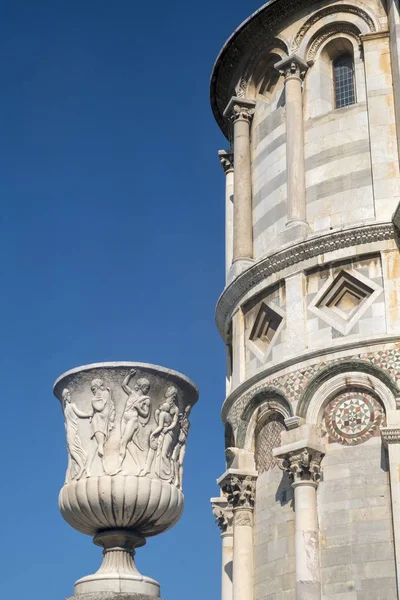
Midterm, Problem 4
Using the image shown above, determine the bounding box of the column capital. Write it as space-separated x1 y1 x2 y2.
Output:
211 497 233 534
219 472 257 509
275 54 309 81
218 149 234 175
276 447 323 484
223 97 256 124
381 427 400 446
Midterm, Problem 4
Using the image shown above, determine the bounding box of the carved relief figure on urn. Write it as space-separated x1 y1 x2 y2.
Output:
62 388 92 482
55 362 198 600
171 405 191 489
86 378 115 476
117 368 151 473
141 384 180 480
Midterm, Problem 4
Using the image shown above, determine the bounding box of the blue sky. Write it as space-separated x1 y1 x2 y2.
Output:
0 1 264 599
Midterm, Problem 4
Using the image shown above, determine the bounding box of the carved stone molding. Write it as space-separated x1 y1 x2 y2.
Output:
218 149 234 175
224 97 256 124
275 55 308 80
381 427 400 446
220 474 257 510
216 223 395 338
307 23 361 63
291 3 377 53
278 448 323 483
211 499 234 534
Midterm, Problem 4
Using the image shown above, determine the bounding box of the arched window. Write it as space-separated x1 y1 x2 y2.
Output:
333 54 355 108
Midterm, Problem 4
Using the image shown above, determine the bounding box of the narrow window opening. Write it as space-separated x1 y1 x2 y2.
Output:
333 54 355 108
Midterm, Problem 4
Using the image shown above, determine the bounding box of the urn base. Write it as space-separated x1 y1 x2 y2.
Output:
73 531 160 599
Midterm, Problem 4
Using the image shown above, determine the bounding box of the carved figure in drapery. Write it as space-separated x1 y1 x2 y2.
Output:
62 388 92 482
141 385 179 480
86 378 115 476
117 369 151 472
171 405 191 489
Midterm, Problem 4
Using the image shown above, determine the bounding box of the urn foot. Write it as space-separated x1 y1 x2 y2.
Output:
74 530 160 598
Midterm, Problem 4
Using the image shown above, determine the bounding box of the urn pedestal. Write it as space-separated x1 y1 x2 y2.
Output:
54 362 198 600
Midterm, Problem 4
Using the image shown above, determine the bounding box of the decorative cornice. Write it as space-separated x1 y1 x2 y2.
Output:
216 223 395 338
381 427 400 446
218 150 234 175
220 474 256 510
222 338 400 424
277 447 323 484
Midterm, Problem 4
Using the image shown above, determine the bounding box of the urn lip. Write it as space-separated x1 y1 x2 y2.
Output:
53 361 199 402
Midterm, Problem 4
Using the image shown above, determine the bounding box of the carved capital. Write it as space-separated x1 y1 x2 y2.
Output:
220 473 256 509
223 97 256 125
381 427 400 446
275 55 308 81
218 150 234 175
211 498 233 534
278 448 323 484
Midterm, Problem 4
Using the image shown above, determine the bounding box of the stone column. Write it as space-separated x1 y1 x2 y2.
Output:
220 474 257 600
276 446 323 600
381 427 400 590
224 98 255 276
275 55 309 242
218 150 234 282
211 496 234 600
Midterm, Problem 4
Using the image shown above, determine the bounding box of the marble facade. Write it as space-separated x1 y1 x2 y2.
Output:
211 1 400 599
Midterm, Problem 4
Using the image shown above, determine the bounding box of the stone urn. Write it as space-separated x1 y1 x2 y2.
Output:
54 362 198 600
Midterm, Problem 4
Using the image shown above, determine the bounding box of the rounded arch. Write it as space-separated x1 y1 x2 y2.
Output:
292 4 378 55
237 37 288 100
297 360 398 424
234 387 292 450
306 22 361 64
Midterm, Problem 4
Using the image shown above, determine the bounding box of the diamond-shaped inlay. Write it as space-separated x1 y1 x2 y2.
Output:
309 269 383 335
246 301 284 363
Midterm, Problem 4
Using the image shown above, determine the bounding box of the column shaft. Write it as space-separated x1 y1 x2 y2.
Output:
293 481 321 600
285 75 307 225
382 429 400 592
218 150 234 281
233 508 254 600
221 531 234 600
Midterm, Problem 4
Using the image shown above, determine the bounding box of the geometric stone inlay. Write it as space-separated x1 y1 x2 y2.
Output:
324 389 385 446
255 415 285 473
246 301 285 363
309 269 383 336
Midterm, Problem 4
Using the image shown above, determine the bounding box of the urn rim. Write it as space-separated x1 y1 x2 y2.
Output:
53 361 199 402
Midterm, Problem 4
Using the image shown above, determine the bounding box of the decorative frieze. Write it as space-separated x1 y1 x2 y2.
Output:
381 427 400 446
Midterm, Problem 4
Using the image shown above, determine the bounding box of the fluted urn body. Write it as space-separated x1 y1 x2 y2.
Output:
54 362 198 599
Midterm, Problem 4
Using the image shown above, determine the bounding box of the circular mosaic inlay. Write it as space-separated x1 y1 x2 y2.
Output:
324 389 385 446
